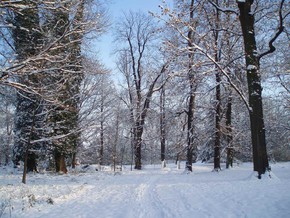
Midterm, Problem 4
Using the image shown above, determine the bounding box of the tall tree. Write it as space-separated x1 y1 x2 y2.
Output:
43 0 86 173
236 0 287 178
115 12 168 169
185 0 197 172
11 0 44 174
212 0 222 171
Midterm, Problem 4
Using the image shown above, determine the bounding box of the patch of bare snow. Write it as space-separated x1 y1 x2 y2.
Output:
1 162 290 218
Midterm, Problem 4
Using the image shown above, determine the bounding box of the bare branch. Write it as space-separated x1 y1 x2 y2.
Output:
208 0 239 15
258 0 286 60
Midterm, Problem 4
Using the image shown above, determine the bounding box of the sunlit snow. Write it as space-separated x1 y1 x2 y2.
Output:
1 162 290 218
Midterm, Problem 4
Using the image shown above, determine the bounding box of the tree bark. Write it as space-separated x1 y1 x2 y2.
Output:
186 86 195 172
160 86 166 167
22 148 28 184
226 91 234 168
55 151 67 174
237 0 269 178
214 70 221 171
134 125 142 170
186 0 196 172
99 97 104 166
22 110 37 184
71 152 77 169
213 2 221 171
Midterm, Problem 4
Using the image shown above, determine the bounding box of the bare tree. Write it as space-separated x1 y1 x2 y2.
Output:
115 11 168 169
236 0 288 178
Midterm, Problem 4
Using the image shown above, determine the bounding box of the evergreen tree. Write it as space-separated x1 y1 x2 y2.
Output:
11 0 44 173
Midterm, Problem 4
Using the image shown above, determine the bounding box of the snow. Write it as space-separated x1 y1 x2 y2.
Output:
247 64 257 71
1 162 290 218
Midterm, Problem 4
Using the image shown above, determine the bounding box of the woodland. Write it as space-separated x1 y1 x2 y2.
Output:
0 0 289 183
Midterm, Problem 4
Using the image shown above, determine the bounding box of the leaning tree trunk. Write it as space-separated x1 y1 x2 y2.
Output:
237 1 269 178
133 65 167 170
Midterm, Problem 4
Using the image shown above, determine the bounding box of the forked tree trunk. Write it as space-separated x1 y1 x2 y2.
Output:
133 66 167 170
237 1 269 178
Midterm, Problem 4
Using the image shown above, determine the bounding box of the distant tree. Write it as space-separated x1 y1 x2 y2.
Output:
115 12 168 169
77 58 116 166
0 87 15 166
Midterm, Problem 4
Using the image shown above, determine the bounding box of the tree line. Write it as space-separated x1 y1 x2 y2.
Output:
0 0 289 181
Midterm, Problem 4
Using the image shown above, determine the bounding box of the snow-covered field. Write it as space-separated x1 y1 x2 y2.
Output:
1 162 290 218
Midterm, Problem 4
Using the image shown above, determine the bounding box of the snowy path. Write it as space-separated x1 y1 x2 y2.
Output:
1 162 290 218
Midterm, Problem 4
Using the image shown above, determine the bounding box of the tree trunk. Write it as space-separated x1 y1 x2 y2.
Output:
186 0 196 172
22 148 28 184
186 87 195 172
160 86 166 167
55 151 67 174
22 110 37 184
113 108 120 171
27 153 38 172
237 1 269 178
134 125 142 170
214 71 221 171
226 92 234 168
71 152 76 169
99 109 104 166
130 127 134 171
133 66 167 170
213 3 221 171
224 1 234 169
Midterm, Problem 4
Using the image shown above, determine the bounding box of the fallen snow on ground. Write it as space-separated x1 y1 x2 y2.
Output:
1 162 290 218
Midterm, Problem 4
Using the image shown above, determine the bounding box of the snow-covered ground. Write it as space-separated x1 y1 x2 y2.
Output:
1 162 290 218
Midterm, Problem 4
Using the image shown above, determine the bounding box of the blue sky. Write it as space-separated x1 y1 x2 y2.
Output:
93 0 170 76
